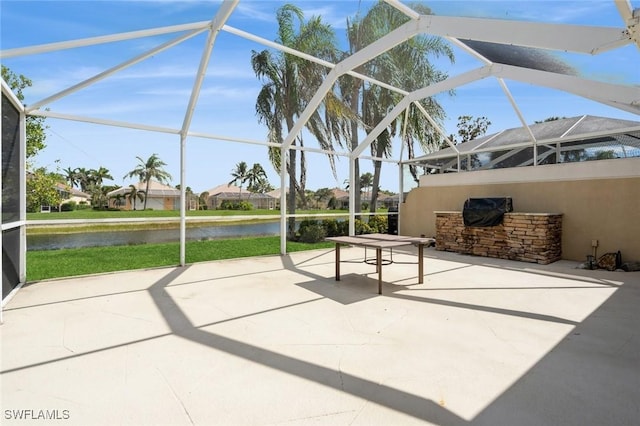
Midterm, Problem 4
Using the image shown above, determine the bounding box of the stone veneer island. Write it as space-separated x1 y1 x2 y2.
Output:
435 211 563 264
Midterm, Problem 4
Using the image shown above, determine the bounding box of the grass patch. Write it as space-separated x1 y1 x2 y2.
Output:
26 236 334 281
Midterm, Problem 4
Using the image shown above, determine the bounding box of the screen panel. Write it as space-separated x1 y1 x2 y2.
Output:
2 92 21 224
2 228 21 298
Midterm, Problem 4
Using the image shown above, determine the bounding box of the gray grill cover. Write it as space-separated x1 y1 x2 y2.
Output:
463 198 513 227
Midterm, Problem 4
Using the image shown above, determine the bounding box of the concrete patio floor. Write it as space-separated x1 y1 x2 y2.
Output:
2 246 639 425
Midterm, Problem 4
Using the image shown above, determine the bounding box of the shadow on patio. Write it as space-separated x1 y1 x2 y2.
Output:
2 247 638 425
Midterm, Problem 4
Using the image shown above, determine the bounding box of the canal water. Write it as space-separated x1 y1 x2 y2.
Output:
28 221 286 251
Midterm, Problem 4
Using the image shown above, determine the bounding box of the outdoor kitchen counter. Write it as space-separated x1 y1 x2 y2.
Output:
435 211 563 264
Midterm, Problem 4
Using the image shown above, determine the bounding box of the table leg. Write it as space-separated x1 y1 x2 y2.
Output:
377 247 382 295
418 243 424 284
335 243 341 281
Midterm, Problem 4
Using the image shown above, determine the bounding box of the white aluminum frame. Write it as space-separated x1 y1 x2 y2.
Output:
0 0 638 270
1 80 27 317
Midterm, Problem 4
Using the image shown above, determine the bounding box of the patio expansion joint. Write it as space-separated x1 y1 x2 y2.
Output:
338 354 345 391
280 409 360 424
479 315 526 356
62 317 76 354
99 307 156 324
155 366 195 426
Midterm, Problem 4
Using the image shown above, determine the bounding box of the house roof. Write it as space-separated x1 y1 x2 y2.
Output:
380 193 402 201
331 188 348 199
266 187 288 198
204 183 241 195
413 115 640 161
211 192 274 200
107 180 179 197
205 183 275 200
55 183 90 198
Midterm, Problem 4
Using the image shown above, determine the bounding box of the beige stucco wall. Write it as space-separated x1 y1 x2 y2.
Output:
400 159 640 262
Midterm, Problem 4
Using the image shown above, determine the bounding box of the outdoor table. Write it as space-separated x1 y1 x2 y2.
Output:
325 234 435 294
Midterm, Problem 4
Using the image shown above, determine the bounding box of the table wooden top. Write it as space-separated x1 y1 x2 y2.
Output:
356 233 435 244
325 236 411 249
326 234 434 248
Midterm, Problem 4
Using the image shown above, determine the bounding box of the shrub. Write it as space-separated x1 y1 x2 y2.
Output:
367 215 388 234
220 200 253 210
298 220 326 243
76 202 90 210
354 219 372 235
321 219 339 237
60 201 76 211
238 201 253 211
298 219 319 236
320 218 349 237
337 220 349 236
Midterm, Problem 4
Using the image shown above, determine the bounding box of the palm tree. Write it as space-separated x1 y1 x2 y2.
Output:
360 172 374 198
75 167 91 192
112 193 126 209
124 184 145 211
124 154 172 210
78 167 114 209
62 167 78 188
92 166 113 186
340 2 454 212
251 4 340 239
250 179 274 196
245 163 268 195
229 161 250 199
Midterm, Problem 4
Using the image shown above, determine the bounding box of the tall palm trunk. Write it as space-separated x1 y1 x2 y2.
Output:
369 134 387 213
370 158 382 213
143 179 150 210
298 149 307 209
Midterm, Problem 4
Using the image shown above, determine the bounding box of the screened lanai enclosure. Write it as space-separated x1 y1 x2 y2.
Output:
404 115 640 173
2 0 640 303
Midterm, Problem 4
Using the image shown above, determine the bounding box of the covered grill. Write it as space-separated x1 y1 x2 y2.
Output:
387 205 399 235
462 197 513 227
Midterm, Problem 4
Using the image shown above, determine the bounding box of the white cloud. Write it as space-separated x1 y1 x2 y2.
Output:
198 84 258 99
55 98 186 119
234 2 348 29
299 5 348 30
111 64 200 80
20 65 105 101
235 2 278 23
136 84 257 100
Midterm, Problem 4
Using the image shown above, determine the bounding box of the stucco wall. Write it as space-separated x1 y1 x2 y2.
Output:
400 158 640 262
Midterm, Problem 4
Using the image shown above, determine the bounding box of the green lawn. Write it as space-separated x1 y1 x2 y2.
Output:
26 236 334 281
25 208 387 280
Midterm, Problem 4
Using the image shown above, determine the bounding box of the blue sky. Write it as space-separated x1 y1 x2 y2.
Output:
2 0 639 194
